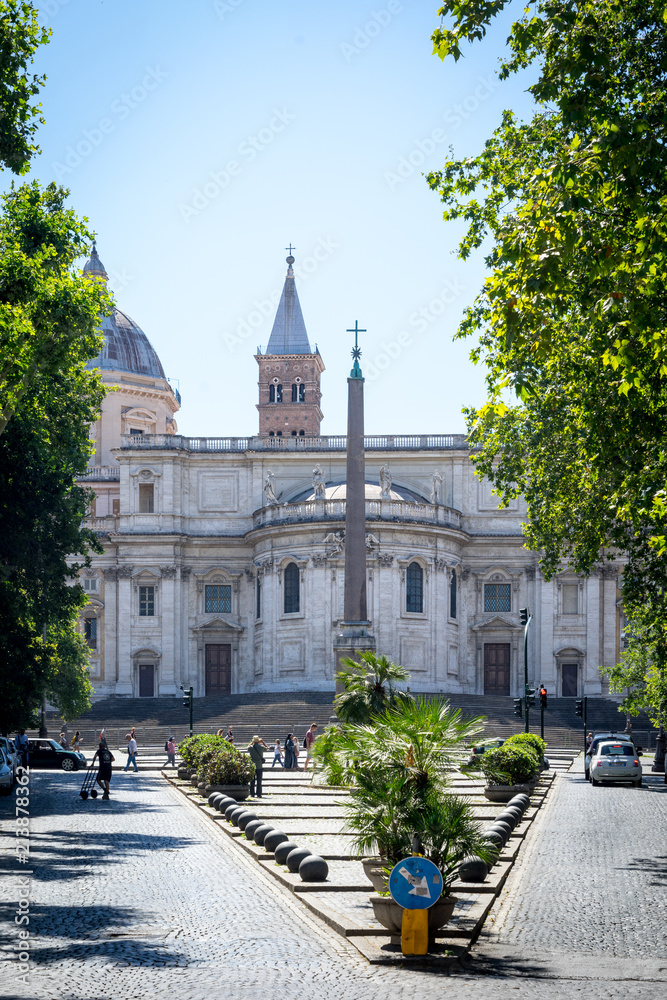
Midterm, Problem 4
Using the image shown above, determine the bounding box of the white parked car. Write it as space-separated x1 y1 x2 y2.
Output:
0 747 13 795
589 740 642 787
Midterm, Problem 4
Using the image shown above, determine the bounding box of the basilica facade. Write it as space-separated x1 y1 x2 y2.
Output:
77 249 623 701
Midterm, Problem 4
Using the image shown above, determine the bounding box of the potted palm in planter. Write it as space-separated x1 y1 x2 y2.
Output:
481 741 541 802
319 695 490 936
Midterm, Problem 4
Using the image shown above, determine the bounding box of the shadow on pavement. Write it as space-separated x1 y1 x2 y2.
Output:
620 854 667 887
0 828 199 881
0 902 187 966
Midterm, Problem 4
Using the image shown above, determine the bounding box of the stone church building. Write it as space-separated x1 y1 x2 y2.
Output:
77 247 623 700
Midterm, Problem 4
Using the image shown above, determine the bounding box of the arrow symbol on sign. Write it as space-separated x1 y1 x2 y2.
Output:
398 866 431 898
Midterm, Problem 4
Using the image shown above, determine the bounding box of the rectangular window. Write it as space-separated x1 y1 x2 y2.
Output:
484 583 511 613
112 498 120 515
84 618 97 649
138 483 154 513
205 584 231 614
139 586 155 616
562 584 578 615
298 384 305 402
130 428 143 435
83 577 98 593
291 383 298 402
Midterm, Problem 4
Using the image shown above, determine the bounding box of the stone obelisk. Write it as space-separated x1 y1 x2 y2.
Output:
334 322 376 683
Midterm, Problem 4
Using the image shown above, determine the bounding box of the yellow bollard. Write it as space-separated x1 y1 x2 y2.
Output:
401 907 428 955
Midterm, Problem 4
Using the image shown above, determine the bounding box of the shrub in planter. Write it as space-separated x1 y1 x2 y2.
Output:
504 733 546 762
482 744 540 786
201 744 254 787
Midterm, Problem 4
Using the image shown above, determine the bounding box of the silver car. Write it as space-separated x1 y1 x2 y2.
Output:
0 747 13 795
0 737 18 785
590 740 642 787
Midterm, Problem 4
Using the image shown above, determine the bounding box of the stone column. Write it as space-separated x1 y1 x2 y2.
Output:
334 334 375 681
116 565 134 695
160 565 178 695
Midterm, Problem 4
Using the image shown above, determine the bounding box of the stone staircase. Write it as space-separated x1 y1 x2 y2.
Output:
42 691 656 753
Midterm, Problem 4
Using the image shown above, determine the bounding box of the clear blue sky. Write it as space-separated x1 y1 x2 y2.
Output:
20 0 534 436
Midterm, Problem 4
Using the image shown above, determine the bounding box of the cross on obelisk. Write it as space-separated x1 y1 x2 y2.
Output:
334 321 376 687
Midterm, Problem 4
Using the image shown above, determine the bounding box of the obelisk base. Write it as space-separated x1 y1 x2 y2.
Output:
333 621 376 694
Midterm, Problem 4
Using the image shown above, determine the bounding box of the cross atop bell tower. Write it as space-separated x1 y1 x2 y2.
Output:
255 252 325 438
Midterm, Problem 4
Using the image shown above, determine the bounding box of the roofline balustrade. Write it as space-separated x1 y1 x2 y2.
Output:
119 433 468 452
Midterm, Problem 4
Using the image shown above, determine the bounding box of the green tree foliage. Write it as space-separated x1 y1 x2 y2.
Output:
334 651 414 725
0 2 50 174
604 615 667 730
0 182 110 729
428 1 667 714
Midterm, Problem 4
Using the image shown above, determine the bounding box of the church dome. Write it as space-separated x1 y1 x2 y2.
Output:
82 244 166 379
300 482 423 502
89 308 166 379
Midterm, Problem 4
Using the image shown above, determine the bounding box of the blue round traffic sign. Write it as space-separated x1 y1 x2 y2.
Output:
388 856 443 909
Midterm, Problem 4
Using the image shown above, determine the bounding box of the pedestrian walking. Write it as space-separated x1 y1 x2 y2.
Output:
247 735 268 798
586 732 593 752
59 731 70 750
216 729 225 737
226 727 234 744
304 723 318 770
124 733 138 772
164 737 177 768
15 729 29 769
284 733 298 771
71 731 83 753
271 740 283 768
93 740 115 799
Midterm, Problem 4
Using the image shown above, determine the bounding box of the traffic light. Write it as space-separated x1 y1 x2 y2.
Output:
575 698 583 718
513 698 523 717
540 690 547 709
526 687 536 707
182 687 192 709
519 607 529 627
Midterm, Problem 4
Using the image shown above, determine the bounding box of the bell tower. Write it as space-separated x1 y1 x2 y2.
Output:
256 252 324 438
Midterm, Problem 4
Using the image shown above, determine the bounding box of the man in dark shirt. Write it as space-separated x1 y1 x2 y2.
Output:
247 735 268 798
93 740 115 799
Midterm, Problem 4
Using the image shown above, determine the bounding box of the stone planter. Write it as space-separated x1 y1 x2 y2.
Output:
177 767 191 781
208 783 250 802
190 775 200 787
483 781 537 803
370 895 457 937
362 857 389 892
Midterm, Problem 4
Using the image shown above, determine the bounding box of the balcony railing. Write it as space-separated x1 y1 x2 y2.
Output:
253 498 462 529
79 466 121 481
84 516 118 533
119 433 468 453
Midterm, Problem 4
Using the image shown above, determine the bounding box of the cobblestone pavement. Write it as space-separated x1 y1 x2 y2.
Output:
1 769 665 1000
473 764 667 980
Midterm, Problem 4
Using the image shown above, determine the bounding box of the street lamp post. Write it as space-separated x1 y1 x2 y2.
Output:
652 723 666 774
519 608 533 733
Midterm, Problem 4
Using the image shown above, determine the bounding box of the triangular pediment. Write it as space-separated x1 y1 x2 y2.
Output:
471 615 521 632
192 616 244 633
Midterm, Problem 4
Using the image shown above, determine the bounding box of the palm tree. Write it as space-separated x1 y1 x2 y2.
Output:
334 651 413 724
329 697 488 869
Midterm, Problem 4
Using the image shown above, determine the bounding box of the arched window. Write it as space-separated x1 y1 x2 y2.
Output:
269 431 275 437
406 562 423 613
269 384 275 403
450 569 457 619
299 429 305 436
276 384 283 403
291 383 298 402
284 562 300 614
299 384 305 402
